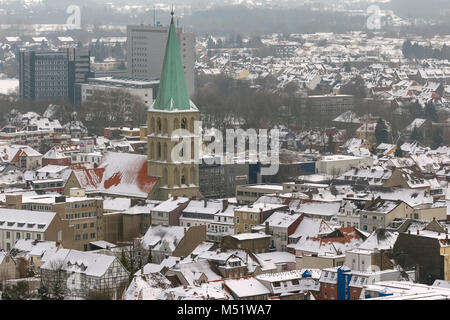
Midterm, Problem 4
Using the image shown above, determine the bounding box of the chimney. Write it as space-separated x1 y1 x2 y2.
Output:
204 199 207 208
222 199 228 212
446 228 448 235
173 195 178 200
408 230 411 234
265 221 270 234
184 227 187 234
417 229 420 235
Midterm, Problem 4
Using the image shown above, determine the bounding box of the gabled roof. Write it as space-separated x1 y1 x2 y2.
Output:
41 249 121 277
124 273 172 300
72 152 158 198
141 225 186 252
358 228 398 250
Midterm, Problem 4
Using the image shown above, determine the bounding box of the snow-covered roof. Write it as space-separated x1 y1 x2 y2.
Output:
73 152 158 198
0 208 56 232
152 197 190 212
124 273 172 300
12 239 59 262
41 249 122 278
254 251 296 265
225 278 270 297
263 211 301 228
231 233 271 241
169 259 222 285
297 202 341 217
141 225 186 252
290 216 334 239
358 229 398 250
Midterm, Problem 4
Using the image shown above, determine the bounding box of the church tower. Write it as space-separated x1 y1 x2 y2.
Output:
147 12 201 200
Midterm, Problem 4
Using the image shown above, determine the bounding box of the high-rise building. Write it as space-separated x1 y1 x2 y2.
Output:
127 23 195 97
19 48 92 105
147 13 201 200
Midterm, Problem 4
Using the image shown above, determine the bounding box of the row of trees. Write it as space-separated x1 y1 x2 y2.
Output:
88 40 126 63
0 89 147 137
77 90 147 135
207 35 264 49
402 40 450 60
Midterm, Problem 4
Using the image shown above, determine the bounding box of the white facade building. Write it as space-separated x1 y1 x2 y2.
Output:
126 24 195 96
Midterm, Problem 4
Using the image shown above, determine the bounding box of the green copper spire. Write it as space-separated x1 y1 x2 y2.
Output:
152 14 191 111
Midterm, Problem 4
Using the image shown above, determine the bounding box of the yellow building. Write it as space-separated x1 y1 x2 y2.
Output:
234 203 288 234
146 14 201 201
7 189 104 251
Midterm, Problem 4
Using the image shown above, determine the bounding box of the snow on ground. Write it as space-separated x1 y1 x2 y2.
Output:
0 78 18 94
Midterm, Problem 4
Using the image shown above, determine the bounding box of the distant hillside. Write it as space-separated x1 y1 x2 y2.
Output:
386 0 450 20
184 6 366 36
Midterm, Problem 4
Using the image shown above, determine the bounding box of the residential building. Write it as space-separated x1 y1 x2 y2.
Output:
150 196 190 226
222 233 271 254
393 222 450 284
8 190 104 251
256 269 321 300
337 198 368 229
0 251 17 281
234 203 288 234
0 208 74 252
140 225 206 264
224 278 271 300
40 249 129 297
359 198 414 232
179 199 236 243
262 211 303 251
